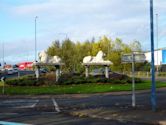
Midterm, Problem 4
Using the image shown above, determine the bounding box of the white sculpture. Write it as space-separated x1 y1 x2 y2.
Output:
83 50 112 64
38 51 62 63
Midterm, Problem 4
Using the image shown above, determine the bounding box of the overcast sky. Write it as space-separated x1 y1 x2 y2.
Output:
0 0 166 64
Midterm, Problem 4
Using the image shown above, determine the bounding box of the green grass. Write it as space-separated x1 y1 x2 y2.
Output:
0 81 166 95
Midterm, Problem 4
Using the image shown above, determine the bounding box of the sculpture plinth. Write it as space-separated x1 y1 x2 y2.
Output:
34 62 64 82
34 51 64 82
82 51 113 78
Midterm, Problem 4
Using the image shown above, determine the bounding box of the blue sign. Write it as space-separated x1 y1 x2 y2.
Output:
162 50 166 64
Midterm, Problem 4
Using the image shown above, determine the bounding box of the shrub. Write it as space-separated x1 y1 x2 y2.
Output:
158 72 166 77
58 72 142 85
5 72 142 86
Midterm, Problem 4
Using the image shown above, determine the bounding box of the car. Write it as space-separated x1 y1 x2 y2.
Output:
90 68 111 76
13 68 19 73
0 69 3 75
7 69 14 75
40 68 48 73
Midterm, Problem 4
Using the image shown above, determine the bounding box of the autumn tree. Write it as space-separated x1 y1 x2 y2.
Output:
46 36 143 73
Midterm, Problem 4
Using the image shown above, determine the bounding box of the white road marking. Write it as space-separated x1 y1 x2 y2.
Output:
52 98 60 112
3 100 27 103
2 99 39 109
30 100 39 108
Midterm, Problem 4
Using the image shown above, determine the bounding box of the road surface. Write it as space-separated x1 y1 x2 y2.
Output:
0 70 35 80
1 89 166 125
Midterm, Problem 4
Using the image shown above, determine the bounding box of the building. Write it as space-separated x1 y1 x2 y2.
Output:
17 62 33 70
4 64 12 70
145 48 166 66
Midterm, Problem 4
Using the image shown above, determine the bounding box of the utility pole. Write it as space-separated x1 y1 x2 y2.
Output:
35 16 38 62
150 0 156 112
156 14 159 73
2 42 4 69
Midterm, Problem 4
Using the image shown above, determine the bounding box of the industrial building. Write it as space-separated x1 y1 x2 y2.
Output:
145 48 166 66
144 48 166 71
17 62 33 70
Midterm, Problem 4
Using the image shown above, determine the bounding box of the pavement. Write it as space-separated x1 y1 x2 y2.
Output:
1 89 166 125
70 106 166 125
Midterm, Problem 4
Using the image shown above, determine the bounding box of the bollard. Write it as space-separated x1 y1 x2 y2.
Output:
18 70 20 78
55 66 60 82
85 66 89 78
105 66 109 79
147 72 149 78
1 77 6 94
35 66 40 79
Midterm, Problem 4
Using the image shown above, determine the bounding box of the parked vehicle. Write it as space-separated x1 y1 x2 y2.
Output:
7 69 14 75
90 68 111 76
13 68 19 73
40 68 48 73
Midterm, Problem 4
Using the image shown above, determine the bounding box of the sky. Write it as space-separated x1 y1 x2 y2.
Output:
0 0 166 64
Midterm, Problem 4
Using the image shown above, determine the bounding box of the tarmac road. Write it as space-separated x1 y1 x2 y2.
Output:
0 70 35 80
1 89 166 125
0 97 145 125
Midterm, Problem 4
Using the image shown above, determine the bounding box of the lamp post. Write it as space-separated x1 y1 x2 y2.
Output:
2 42 4 69
156 14 159 73
150 0 156 111
35 16 38 62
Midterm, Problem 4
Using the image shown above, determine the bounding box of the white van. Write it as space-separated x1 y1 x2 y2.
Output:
7 68 14 75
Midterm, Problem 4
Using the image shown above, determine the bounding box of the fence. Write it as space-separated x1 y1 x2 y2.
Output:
122 71 166 78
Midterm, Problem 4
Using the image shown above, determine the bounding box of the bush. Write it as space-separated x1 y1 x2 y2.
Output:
5 72 142 86
158 72 166 77
6 76 39 86
5 73 57 86
58 72 142 85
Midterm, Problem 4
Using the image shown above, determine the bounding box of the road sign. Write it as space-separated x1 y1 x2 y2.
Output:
121 54 132 62
122 53 146 63
121 53 146 108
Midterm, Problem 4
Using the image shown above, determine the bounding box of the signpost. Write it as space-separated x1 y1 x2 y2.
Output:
122 53 146 108
131 53 135 107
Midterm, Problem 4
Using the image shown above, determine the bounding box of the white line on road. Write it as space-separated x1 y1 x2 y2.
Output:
0 113 18 115
30 100 39 108
15 100 39 108
52 98 60 112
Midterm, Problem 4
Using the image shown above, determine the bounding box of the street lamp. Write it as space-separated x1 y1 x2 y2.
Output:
150 0 156 111
35 16 38 62
2 42 4 69
156 14 159 73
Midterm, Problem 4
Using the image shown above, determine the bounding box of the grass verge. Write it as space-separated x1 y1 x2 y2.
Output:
0 81 166 95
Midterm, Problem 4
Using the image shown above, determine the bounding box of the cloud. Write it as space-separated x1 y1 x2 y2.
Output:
10 0 109 17
1 0 166 63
